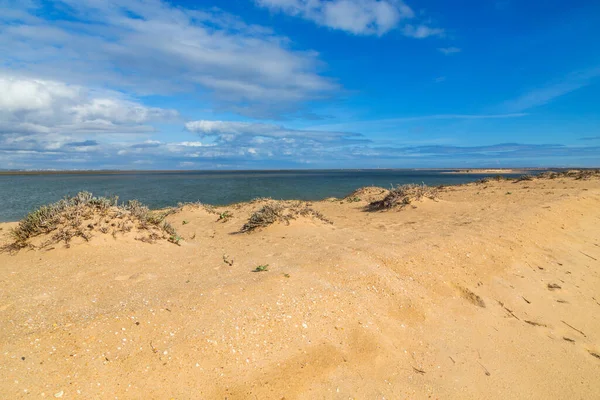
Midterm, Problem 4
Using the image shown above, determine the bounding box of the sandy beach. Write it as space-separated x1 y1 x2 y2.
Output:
1 174 599 399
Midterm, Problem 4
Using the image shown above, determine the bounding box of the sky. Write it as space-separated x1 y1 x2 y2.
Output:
1 0 599 170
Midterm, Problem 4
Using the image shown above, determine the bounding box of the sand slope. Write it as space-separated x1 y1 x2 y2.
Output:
1 177 599 399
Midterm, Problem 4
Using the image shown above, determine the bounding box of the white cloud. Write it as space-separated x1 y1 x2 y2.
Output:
184 120 365 144
0 0 337 117
177 141 211 147
438 47 461 55
402 24 444 39
0 76 78 113
0 119 367 169
256 0 442 37
0 73 179 167
71 98 175 126
0 74 177 136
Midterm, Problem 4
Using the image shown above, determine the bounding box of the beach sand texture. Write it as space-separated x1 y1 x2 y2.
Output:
1 175 599 399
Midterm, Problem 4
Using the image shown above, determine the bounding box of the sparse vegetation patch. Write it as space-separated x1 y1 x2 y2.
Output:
475 175 509 184
240 201 332 233
475 169 600 185
530 170 600 181
537 171 560 179
566 169 600 180
516 174 534 182
367 184 438 211
5 191 179 251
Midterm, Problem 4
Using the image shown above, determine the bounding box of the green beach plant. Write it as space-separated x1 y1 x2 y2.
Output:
217 211 233 222
168 234 183 246
253 264 269 272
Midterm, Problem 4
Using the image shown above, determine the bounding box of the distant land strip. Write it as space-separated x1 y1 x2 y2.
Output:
0 167 572 176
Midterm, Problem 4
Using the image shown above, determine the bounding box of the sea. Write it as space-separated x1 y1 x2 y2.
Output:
0 169 526 222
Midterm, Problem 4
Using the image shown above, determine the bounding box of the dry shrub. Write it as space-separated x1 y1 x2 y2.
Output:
367 183 438 211
569 169 600 180
240 201 331 233
474 169 600 184
475 175 509 184
537 171 560 179
515 174 534 182
241 203 283 232
5 192 178 251
537 169 600 180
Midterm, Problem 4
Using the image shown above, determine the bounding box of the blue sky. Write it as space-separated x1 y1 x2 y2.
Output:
1 0 599 169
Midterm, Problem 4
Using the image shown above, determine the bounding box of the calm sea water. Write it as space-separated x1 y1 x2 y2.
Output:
0 170 523 222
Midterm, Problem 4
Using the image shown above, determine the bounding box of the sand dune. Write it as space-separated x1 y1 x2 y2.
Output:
1 176 599 399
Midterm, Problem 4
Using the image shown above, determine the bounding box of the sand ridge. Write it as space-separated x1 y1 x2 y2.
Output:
1 176 599 399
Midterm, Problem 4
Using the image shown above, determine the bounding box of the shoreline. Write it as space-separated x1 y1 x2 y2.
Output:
0 174 539 224
0 170 594 224
439 168 545 174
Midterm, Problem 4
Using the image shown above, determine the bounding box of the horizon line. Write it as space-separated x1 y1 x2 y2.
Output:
0 167 587 176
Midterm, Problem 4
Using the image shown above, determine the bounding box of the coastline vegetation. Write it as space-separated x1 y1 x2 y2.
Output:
3 170 600 252
367 183 439 211
5 191 179 251
240 201 332 233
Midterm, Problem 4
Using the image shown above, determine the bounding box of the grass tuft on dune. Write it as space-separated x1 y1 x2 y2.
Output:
5 191 179 251
240 201 332 233
367 183 439 211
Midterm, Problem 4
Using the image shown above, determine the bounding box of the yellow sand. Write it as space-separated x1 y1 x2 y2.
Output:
1 177 599 399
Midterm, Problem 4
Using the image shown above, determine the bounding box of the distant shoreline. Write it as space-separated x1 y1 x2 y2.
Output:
439 168 542 174
0 167 572 176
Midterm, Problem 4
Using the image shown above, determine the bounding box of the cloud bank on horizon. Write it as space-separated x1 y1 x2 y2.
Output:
0 0 599 169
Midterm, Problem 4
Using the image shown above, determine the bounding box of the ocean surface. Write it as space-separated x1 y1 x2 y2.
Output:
0 170 525 222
